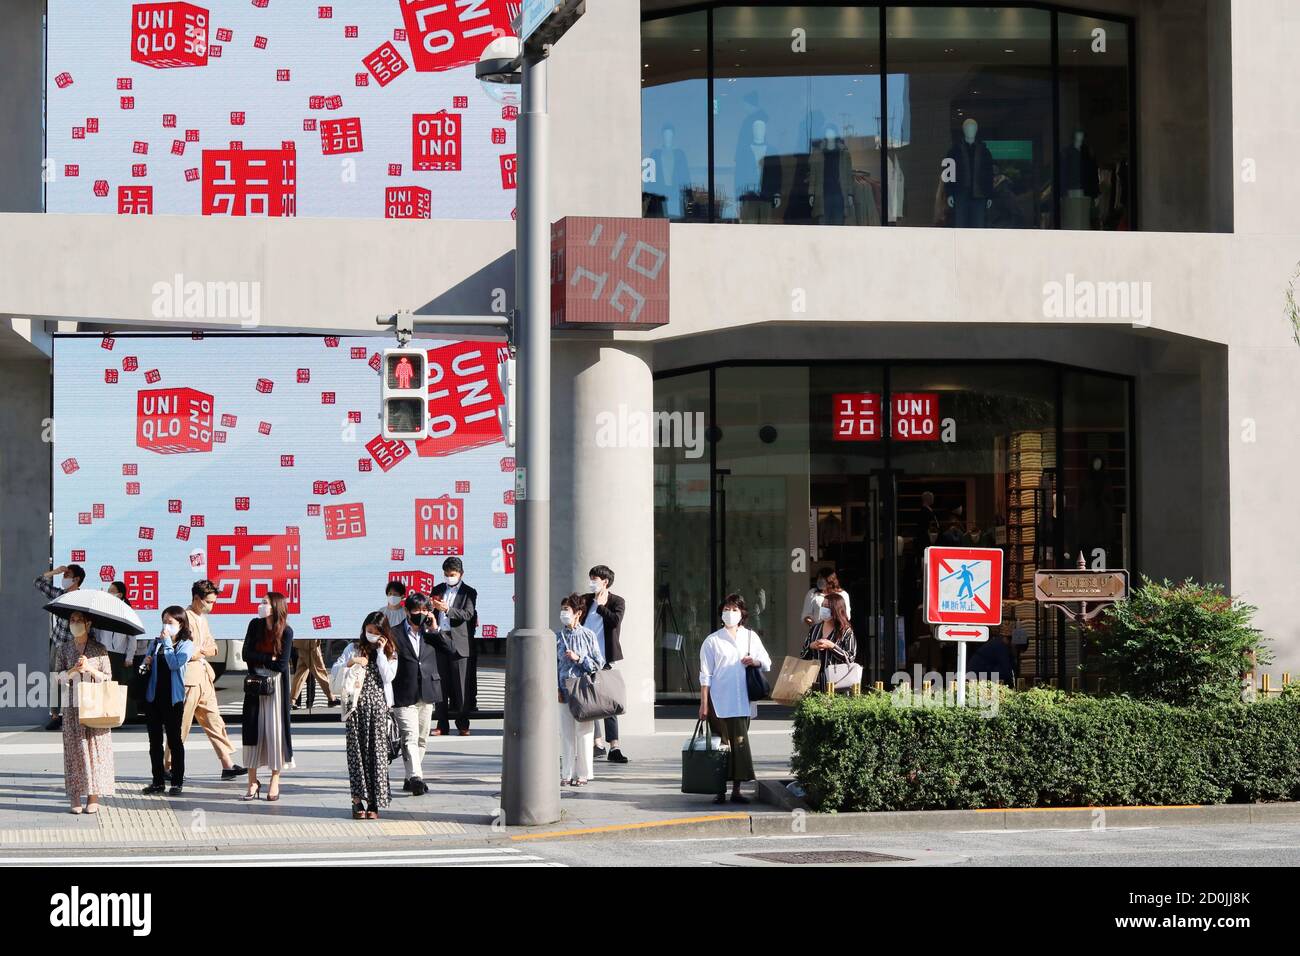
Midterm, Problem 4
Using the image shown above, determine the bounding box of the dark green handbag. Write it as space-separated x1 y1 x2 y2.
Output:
681 718 730 795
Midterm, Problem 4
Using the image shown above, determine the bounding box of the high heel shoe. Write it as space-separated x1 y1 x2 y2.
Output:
265 789 280 802
241 783 262 801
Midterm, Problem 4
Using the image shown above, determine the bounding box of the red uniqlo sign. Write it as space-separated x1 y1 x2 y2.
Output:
207 533 301 613
499 153 517 190
412 112 461 171
385 186 431 219
415 342 506 458
891 392 940 441
131 2 210 70
323 502 367 541
399 0 514 73
201 148 297 216
118 185 154 214
320 117 364 155
365 434 412 472
124 570 160 611
363 41 409 86
551 217 670 329
389 570 435 595
501 537 516 574
415 497 464 556
924 546 1003 626
832 393 881 442
136 387 214 454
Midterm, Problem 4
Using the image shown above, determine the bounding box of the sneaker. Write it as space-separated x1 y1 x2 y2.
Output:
412 778 429 796
592 745 607 759
142 783 166 796
169 786 184 796
607 749 629 764
221 765 246 780
44 716 62 731
402 778 414 793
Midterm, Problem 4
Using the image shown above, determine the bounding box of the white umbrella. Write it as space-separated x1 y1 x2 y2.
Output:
43 589 146 637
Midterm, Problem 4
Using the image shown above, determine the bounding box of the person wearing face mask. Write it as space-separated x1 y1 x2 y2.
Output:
36 563 86 731
698 594 771 804
141 607 194 796
390 593 453 795
582 564 627 762
380 580 408 629
800 592 859 691
555 593 604 787
431 557 478 737
801 570 852 628
98 581 138 696
173 580 243 781
55 610 115 813
240 592 295 801
330 612 399 819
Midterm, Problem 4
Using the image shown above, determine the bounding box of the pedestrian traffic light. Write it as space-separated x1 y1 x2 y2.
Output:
382 347 428 441
498 356 516 448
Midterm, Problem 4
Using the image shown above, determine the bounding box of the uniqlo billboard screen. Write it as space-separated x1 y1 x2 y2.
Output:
53 334 516 642
45 1 520 219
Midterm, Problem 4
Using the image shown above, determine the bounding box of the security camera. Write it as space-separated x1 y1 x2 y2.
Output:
476 33 522 107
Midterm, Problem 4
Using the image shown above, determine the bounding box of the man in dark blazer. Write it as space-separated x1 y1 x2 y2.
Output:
431 557 477 736
391 592 452 795
583 564 628 763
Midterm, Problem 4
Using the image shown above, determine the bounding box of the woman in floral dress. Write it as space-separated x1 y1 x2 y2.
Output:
331 612 397 819
56 610 116 813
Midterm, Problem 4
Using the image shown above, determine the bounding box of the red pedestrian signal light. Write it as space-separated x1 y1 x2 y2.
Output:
382 348 428 440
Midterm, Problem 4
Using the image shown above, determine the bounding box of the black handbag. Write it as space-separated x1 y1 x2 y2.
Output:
744 631 770 701
243 667 277 697
386 713 402 764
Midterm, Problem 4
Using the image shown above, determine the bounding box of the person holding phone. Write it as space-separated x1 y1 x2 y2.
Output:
331 612 399 819
390 593 453 795
141 607 194 796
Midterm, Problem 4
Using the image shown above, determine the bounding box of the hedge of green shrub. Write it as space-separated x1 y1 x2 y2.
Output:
791 686 1300 812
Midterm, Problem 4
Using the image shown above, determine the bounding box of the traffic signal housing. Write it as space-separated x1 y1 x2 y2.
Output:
382 348 428 441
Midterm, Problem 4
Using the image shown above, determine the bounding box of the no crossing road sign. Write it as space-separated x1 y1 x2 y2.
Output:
925 546 1004 626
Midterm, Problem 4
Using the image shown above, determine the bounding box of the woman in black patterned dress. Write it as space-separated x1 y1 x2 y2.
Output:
331 612 398 819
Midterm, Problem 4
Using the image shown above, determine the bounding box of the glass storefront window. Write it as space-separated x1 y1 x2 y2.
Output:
713 5 883 225
1058 14 1132 230
642 12 710 221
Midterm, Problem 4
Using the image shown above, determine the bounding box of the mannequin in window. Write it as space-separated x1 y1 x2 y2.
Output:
734 113 783 223
944 117 995 228
649 124 691 219
810 124 853 226
1061 128 1100 230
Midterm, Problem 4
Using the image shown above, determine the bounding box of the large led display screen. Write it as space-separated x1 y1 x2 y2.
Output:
53 334 517 642
45 1 523 219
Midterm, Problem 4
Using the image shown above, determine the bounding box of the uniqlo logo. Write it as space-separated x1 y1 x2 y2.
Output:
414 341 505 458
216 27 232 42
276 69 290 81
126 482 141 495
415 497 464 556
285 525 299 536
482 625 497 638
412 112 461 171
235 497 250 510
123 356 139 371
355 72 369 86
79 513 92 525
328 480 346 495
389 570 435 595
208 533 302 613
307 504 321 516
452 96 468 110
125 571 159 610
256 378 274 393
281 140 296 152
230 111 246 125
235 526 248 535
324 336 340 347
132 163 148 177
94 180 111 198
202 148 296 217
137 387 214 454
133 140 149 154
163 113 177 127
144 368 161 383
501 538 516 574
122 463 138 476
177 524 190 539
385 186 430 219
214 430 227 443
321 392 336 404
252 0 268 7
324 95 343 110
313 481 328 495
296 368 310 383
56 72 74 88
365 435 412 473
185 167 200 182
185 129 200 142
209 44 223 56
399 0 513 73
319 6 332 17
388 163 402 176
220 413 237 427
105 369 119 383
312 615 331 630
358 459 372 472
254 36 268 50
363 41 409 87
553 218 670 328
139 526 154 539
131 2 209 69
348 411 362 423
280 455 294 467
350 348 367 360
503 490 514 505
499 153 517 190
502 105 518 121
345 25 358 38
190 515 205 527
92 504 106 519
101 336 116 351
71 550 87 562
73 127 86 140
499 457 515 471
455 480 470 493
491 127 506 145
391 548 405 561
66 165 80 177
309 95 325 110
368 352 382 372
118 77 133 90
258 421 271 435
172 139 186 155
87 118 100 133
320 116 364 155
168 499 182 513
138 549 153 562
891 393 940 441
394 28 407 41
493 512 507 529
324 502 366 541
832 393 881 442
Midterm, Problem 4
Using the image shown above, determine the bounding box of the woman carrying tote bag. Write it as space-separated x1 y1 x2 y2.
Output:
800 591 860 692
698 593 771 805
555 593 604 788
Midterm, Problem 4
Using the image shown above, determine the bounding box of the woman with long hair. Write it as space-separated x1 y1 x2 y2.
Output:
331 611 399 819
55 610 116 813
240 592 294 801
800 591 858 690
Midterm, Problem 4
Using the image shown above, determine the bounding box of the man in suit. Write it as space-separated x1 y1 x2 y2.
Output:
583 564 628 763
391 592 452 795
175 579 243 780
431 557 477 736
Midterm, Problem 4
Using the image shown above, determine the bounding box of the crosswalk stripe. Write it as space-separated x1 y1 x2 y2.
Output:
0 846 557 866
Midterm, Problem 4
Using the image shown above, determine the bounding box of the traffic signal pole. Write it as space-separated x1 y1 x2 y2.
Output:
501 47 560 827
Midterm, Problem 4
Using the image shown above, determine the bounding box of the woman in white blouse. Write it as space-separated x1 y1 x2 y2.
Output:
698 593 771 804
330 612 399 819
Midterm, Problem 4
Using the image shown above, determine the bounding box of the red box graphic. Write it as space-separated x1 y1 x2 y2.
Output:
176 524 190 540
256 378 274 393
105 369 119 383
312 615 331 630
358 458 372 472
415 497 464 556
399 0 514 73
552 217 670 329
388 163 402 176
307 504 321 516
412 112 461 171
325 95 343 110
414 341 505 458
94 180 111 197
832 393 881 442
235 497 250 511
144 369 161 384
220 413 237 427
65 165 80 177
136 387 214 454
132 140 149 154
99 565 116 583
79 513 92 525
121 97 136 109
320 117 363 155
130 2 210 70
891 393 940 441
125 570 160 610
501 538 516 574
365 434 412 473
321 391 336 404
363 41 409 86
391 548 404 561
215 27 231 42
139 526 154 540
499 153 517 190
328 480 346 495
296 368 310 383
163 113 177 127
168 499 182 513
122 463 137 475
71 550 86 562
389 570 435 595
87 118 100 133
491 127 506 145
73 127 86 140
258 421 271 435
324 502 367 541
453 95 468 109
493 511 507 529
207 533 301 614
280 455 294 467
92 503 106 519
202 148 296 217
118 185 153 215
138 549 153 562
55 72 74 88
131 163 148 177
385 186 431 219
122 356 139 371
190 515 204 527
313 481 328 495
482 625 498 638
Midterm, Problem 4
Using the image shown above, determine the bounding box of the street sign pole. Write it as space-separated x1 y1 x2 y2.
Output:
956 643 967 707
501 42 560 827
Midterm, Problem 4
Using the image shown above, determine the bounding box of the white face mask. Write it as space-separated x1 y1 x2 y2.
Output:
721 609 742 628
69 620 87 639
386 594 402 607
445 575 461 587
364 631 381 645
559 609 575 628
162 620 180 638
257 603 270 619
818 606 832 622
588 580 601 593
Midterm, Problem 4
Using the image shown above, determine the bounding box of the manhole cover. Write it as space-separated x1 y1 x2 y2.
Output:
738 850 910 865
